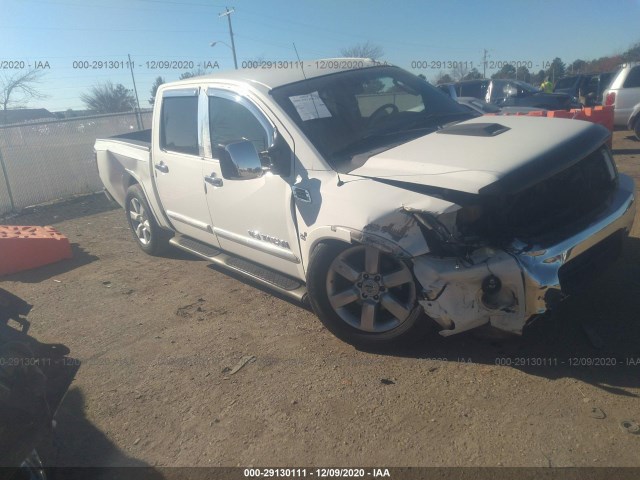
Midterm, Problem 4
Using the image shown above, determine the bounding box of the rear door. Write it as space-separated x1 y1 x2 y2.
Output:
152 87 220 246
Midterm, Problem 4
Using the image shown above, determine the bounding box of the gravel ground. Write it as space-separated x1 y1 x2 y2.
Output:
2 130 640 471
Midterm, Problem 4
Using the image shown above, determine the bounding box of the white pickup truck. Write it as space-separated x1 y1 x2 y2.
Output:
95 59 636 347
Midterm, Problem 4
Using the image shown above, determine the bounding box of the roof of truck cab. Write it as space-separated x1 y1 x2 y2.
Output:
161 58 391 92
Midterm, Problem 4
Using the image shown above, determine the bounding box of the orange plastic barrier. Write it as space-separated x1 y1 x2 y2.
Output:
486 104 614 147
0 226 73 276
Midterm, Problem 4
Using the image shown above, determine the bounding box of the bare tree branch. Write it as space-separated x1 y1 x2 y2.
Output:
340 41 384 61
80 81 136 113
0 69 48 111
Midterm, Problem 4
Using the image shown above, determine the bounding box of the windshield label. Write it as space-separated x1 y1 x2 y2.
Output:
289 91 332 121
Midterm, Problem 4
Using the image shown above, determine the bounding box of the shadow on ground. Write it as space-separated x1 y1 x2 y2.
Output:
40 388 165 479
368 237 640 396
612 147 640 155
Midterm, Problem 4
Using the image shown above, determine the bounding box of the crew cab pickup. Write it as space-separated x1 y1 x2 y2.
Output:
95 60 636 347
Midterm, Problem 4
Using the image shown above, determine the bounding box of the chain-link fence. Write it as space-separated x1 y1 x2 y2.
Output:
0 111 152 216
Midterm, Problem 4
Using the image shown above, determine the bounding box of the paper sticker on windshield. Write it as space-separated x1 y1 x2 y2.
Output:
289 92 332 121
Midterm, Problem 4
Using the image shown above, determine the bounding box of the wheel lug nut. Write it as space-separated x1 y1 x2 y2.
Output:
373 295 379 300
379 286 385 292
374 275 381 281
357 282 362 288
362 293 368 298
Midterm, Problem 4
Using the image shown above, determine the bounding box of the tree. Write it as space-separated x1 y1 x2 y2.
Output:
179 68 208 80
491 64 516 80
570 59 587 74
450 62 469 81
340 41 384 61
0 69 47 112
435 72 453 85
532 69 546 85
622 41 640 62
462 68 483 80
546 57 566 82
80 81 136 113
149 76 165 106
516 66 531 83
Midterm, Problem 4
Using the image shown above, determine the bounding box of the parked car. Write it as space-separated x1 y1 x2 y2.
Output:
439 79 576 110
628 102 640 140
603 62 640 127
553 72 613 106
95 60 635 347
455 96 545 115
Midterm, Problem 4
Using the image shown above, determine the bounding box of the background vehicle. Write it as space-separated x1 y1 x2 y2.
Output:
439 79 576 110
95 61 635 347
603 62 640 126
553 72 613 106
455 96 546 115
628 102 640 140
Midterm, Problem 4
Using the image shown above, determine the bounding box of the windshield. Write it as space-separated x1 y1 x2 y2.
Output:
270 66 473 169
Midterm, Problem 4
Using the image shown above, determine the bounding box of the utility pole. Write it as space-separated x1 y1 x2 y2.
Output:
219 7 238 69
128 54 143 130
482 49 489 79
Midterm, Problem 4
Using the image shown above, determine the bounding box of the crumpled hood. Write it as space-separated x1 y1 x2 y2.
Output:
347 116 610 195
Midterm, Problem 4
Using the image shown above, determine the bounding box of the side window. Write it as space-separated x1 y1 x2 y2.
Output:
623 66 640 88
160 95 199 155
459 83 484 99
209 96 268 156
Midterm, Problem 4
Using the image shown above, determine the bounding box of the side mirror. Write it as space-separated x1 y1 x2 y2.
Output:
220 140 264 180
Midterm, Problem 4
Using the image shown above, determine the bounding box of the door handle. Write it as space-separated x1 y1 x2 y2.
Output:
154 162 169 173
204 173 223 187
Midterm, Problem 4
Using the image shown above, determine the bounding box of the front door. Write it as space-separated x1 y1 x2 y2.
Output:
202 89 302 279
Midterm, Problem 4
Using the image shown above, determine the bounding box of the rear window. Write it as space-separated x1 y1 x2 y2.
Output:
623 66 640 88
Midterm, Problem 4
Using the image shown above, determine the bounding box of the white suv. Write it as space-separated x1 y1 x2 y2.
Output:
603 62 640 127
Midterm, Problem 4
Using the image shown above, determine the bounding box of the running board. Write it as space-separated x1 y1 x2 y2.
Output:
169 235 307 303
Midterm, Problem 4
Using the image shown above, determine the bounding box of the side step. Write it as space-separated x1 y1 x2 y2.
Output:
169 235 307 303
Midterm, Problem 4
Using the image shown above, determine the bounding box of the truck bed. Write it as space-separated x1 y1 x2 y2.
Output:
95 129 154 209
103 128 152 149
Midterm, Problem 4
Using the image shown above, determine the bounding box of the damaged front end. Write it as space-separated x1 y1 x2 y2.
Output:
403 148 636 337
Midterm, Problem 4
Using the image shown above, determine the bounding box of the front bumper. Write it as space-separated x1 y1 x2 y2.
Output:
413 174 635 336
513 173 635 320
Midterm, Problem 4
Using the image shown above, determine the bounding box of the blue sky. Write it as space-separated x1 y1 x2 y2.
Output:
1 0 639 111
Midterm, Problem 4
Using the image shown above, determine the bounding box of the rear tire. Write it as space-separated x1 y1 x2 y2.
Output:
307 242 423 348
124 184 170 255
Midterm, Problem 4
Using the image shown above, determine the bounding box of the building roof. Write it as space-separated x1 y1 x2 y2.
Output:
0 108 56 125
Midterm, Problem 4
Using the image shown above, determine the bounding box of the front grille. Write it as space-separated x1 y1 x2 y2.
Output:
558 230 623 295
481 147 617 243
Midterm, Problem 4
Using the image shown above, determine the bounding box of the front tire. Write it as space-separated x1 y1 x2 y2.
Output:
307 242 423 348
634 119 640 141
124 184 170 255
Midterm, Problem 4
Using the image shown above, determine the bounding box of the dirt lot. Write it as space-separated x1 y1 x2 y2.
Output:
2 131 640 470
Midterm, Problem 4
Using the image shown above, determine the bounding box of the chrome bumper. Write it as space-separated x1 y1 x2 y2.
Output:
512 173 636 319
413 174 635 337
